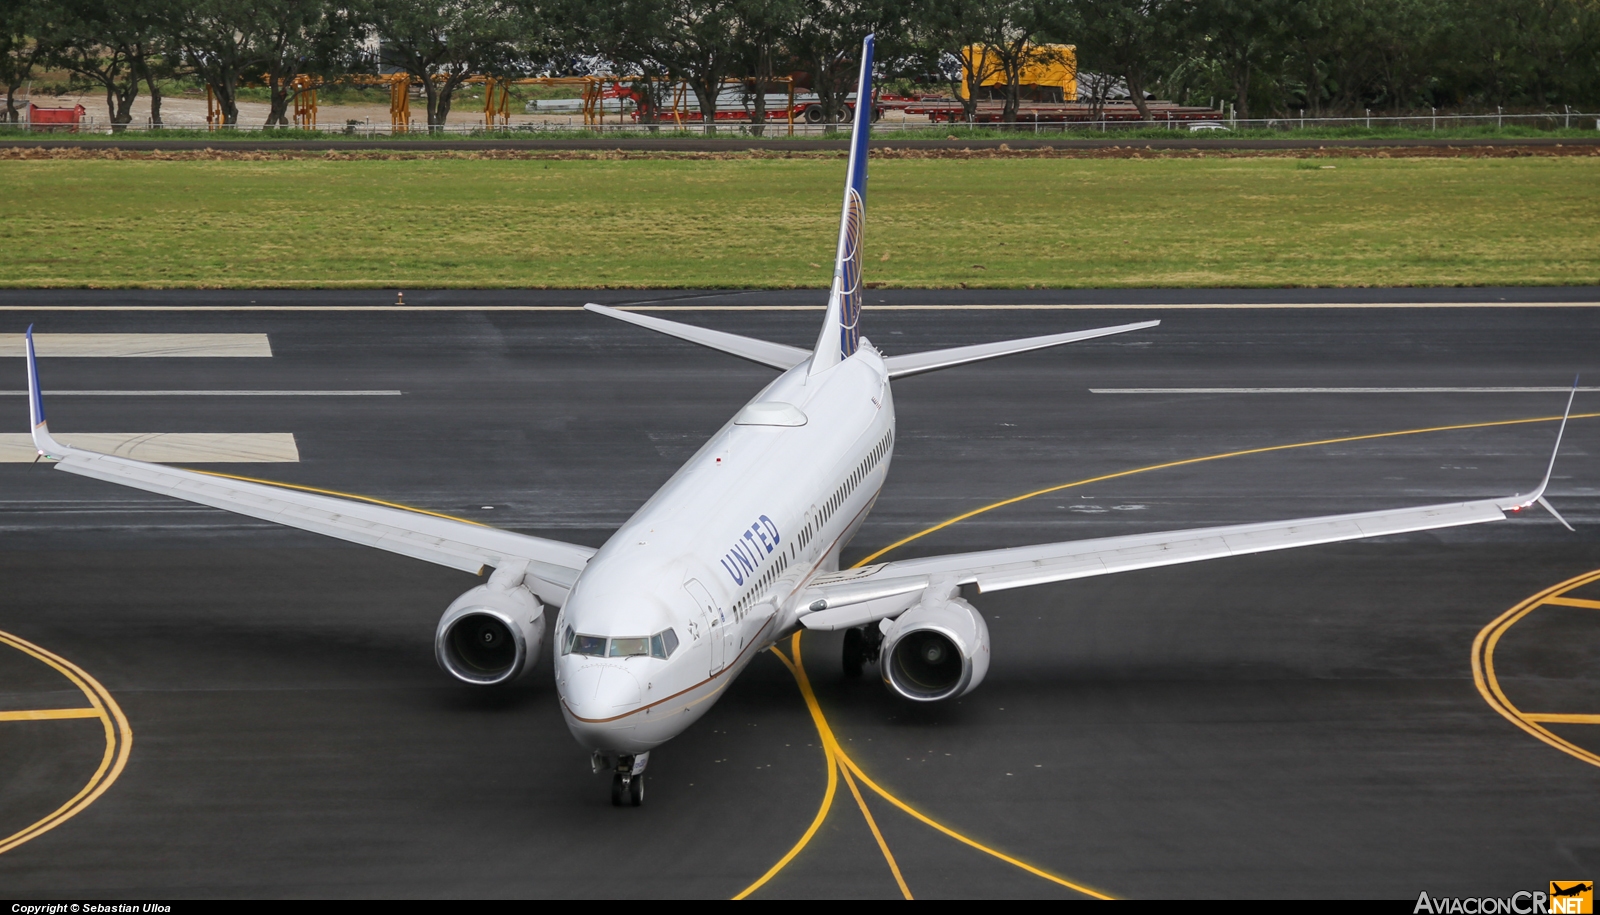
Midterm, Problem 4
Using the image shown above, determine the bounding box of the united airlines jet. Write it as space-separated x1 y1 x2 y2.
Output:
22 36 1574 806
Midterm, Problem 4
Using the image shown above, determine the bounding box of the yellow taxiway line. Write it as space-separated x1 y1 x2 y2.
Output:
0 630 132 856
739 634 1113 900
1473 569 1600 769
0 708 102 721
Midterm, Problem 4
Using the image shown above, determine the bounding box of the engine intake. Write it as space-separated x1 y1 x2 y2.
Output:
436 576 544 686
880 594 989 702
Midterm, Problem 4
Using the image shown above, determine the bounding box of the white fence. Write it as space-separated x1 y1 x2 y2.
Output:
6 109 1597 137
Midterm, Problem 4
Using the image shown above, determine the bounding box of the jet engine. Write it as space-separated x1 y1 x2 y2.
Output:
879 594 990 702
435 572 544 686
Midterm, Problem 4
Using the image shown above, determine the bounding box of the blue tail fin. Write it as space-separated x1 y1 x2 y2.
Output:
810 33 875 375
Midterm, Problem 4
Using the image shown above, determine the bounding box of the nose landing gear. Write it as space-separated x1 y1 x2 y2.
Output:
612 770 644 807
597 751 650 807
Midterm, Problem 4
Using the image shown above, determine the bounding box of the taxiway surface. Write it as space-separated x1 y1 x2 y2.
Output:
1 290 1598 898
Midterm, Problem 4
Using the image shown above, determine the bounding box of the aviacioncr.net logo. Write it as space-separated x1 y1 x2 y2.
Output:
1413 883 1592 915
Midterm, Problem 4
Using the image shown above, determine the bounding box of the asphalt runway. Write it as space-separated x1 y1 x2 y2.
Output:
2 290 1599 898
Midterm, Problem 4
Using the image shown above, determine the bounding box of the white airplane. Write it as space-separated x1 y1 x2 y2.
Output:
22 35 1575 808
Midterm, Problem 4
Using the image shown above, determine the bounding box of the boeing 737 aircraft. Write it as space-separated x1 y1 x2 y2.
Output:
22 36 1575 806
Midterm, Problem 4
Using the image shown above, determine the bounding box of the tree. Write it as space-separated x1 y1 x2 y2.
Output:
0 0 44 123
172 0 270 127
650 0 743 134
368 0 524 129
1054 0 1174 120
913 0 1008 122
1184 0 1287 119
730 0 801 135
36 0 170 128
783 0 884 130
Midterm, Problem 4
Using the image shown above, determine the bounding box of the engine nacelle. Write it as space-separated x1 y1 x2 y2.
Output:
880 594 990 702
435 579 544 686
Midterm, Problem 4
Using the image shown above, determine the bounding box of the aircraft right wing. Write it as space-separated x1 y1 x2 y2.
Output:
798 388 1578 631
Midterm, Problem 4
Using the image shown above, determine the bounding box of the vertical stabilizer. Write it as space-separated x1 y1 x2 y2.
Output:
810 33 875 376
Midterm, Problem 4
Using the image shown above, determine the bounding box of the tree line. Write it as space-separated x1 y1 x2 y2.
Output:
2 0 1596 130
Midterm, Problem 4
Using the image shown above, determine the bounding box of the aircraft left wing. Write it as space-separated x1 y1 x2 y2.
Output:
24 328 593 605
799 390 1577 631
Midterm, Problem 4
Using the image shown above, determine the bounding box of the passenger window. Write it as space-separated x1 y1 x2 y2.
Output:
610 637 651 657
574 634 607 657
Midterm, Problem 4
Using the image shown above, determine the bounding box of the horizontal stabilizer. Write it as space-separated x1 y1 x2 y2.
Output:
883 320 1160 379
585 304 808 371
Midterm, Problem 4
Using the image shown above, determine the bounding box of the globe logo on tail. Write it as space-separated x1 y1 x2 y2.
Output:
838 187 864 356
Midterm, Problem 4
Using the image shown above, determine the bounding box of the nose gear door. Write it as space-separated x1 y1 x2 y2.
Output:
683 578 725 674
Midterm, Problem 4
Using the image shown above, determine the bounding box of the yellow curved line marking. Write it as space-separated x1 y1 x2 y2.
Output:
733 643 839 900
839 757 914 899
855 411 1600 567
184 468 489 527
741 634 1111 900
0 629 133 856
746 638 916 899
833 749 1113 897
1472 567 1600 769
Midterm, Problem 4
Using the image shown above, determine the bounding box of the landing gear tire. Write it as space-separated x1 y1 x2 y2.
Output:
612 772 645 806
842 628 865 678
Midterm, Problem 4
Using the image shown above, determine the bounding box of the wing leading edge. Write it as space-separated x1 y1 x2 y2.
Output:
24 327 592 605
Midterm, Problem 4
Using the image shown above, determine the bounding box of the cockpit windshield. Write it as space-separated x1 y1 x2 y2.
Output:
609 637 650 657
562 626 680 660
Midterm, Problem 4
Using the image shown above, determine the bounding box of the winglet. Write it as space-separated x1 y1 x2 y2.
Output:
24 326 67 460
1498 375 1578 529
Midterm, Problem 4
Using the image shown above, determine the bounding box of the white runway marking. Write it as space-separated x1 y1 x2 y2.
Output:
0 390 400 396
0 433 299 463
0 333 272 356
1091 387 1600 394
0 304 1593 313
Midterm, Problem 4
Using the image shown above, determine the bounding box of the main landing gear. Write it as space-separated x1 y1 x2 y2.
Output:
842 625 883 679
597 751 650 807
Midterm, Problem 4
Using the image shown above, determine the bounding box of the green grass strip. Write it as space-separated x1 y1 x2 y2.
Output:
3 155 1595 288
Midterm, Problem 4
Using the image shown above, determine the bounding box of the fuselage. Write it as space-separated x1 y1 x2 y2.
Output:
555 341 895 754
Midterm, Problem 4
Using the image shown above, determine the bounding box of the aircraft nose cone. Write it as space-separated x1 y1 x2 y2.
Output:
564 664 642 719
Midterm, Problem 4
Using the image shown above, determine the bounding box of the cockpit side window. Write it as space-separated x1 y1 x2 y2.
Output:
653 628 679 659
561 626 576 656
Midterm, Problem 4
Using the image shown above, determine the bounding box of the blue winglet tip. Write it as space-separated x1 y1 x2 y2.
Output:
25 324 43 426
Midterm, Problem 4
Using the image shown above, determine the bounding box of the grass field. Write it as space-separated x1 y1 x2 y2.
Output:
3 155 1596 288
